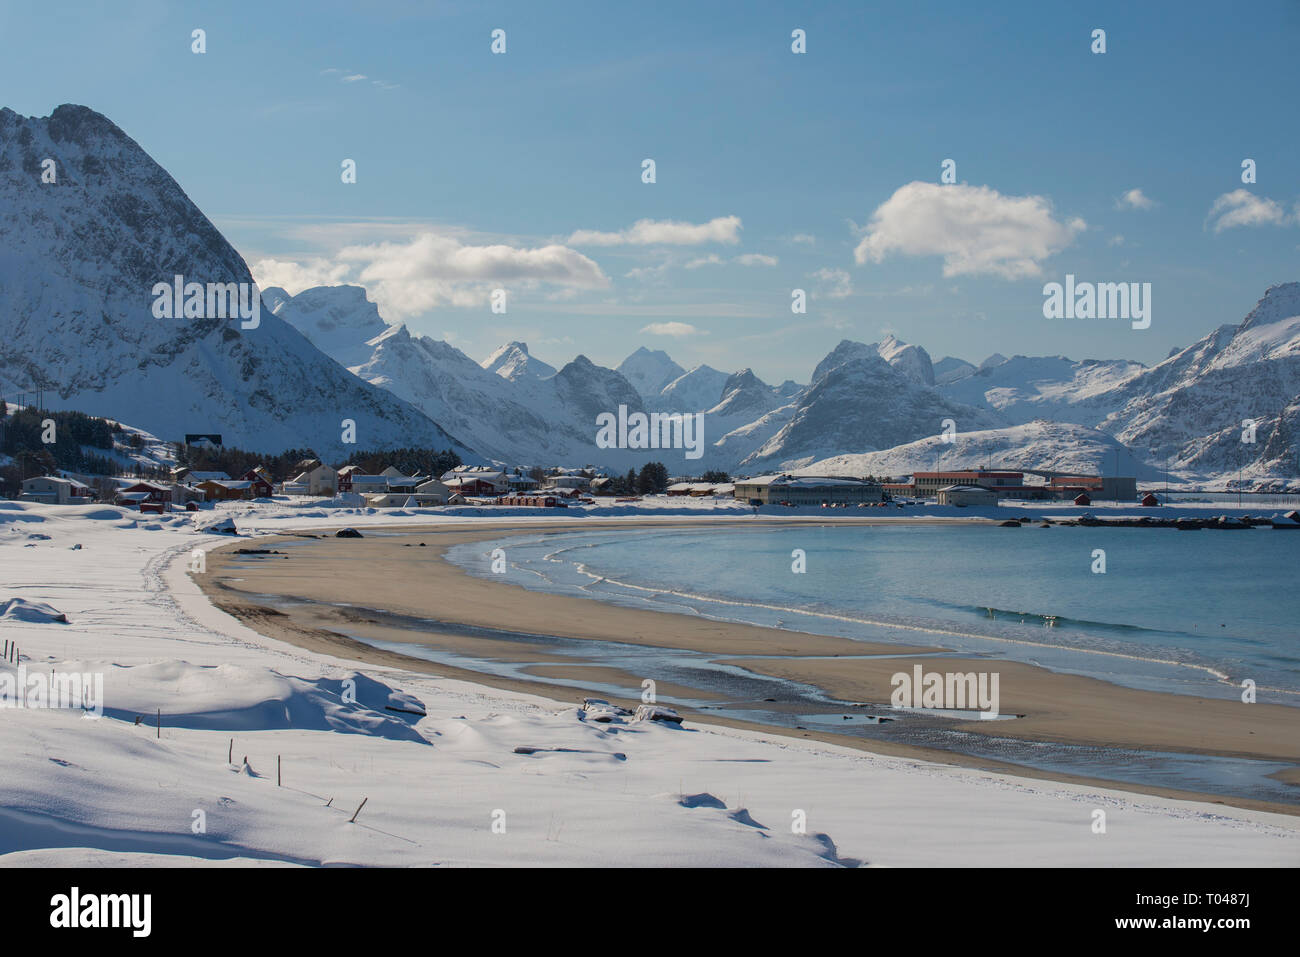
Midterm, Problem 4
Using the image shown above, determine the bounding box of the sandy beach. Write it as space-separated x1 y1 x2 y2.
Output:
6 500 1300 869
193 519 1300 814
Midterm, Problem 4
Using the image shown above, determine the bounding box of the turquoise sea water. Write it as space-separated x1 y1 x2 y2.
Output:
448 523 1300 701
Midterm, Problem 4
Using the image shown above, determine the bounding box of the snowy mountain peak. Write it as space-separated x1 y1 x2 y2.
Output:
979 353 1009 370
1239 282 1300 332
274 285 391 369
657 364 730 412
261 286 292 314
617 346 686 397
482 341 557 382
876 335 935 386
721 368 768 395
809 337 934 387
811 340 881 384
0 104 473 460
934 356 977 384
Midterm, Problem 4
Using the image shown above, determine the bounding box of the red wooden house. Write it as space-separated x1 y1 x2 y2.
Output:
116 482 170 508
239 468 274 498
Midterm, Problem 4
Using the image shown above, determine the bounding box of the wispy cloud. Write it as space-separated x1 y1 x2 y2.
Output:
640 321 703 337
661 252 778 272
854 182 1084 280
624 262 673 281
567 215 742 246
322 67 398 90
810 267 853 299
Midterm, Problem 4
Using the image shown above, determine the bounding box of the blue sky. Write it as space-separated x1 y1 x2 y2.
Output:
3 0 1298 384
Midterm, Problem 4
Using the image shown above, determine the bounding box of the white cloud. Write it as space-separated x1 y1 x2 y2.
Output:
810 267 853 299
567 215 742 246
853 182 1085 280
1205 189 1290 232
1108 234 1126 247
677 253 777 271
790 233 816 245
341 233 607 318
250 257 351 295
624 262 672 281
1116 188 1156 210
254 233 607 319
322 67 396 90
639 321 702 337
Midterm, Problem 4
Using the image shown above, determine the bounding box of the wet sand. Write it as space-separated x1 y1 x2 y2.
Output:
192 520 1300 815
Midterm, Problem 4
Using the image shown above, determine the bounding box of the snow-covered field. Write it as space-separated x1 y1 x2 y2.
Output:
3 498 1298 867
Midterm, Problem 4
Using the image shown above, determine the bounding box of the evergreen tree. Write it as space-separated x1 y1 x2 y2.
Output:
637 461 669 494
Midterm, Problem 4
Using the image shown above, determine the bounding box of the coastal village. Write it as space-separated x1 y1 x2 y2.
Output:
15 455 1146 512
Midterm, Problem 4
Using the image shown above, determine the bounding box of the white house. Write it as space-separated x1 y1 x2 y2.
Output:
286 460 338 496
546 474 591 492
363 479 465 508
19 476 95 505
936 485 999 507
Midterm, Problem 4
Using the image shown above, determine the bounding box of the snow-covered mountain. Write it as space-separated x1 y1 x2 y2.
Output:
1096 283 1300 478
795 421 1156 482
11 107 1294 483
346 325 558 464
705 369 786 436
0 105 475 461
933 356 977 385
774 379 805 402
876 334 935 386
930 284 1300 481
617 347 685 398
741 342 1003 471
263 285 387 369
272 279 1300 481
652 364 731 412
937 354 1145 424
482 341 557 383
273 286 658 468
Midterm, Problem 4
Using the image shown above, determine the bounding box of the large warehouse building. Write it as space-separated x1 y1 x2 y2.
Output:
732 475 884 506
